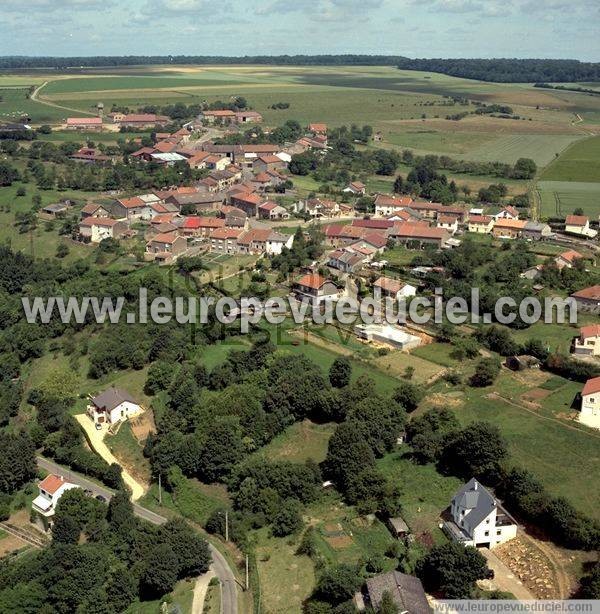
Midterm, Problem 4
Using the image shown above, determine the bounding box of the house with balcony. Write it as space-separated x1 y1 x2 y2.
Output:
442 478 517 549
87 388 142 427
293 273 341 305
32 474 80 531
573 324 600 357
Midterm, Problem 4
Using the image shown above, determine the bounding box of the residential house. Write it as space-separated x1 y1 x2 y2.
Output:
112 196 152 221
253 155 287 174
65 117 102 131
115 114 169 128
181 216 225 238
580 376 600 429
235 110 263 123
352 219 394 231
467 215 494 234
492 218 527 239
166 192 225 212
78 217 127 243
87 388 142 427
328 249 366 273
187 151 211 169
555 249 584 270
343 181 366 196
32 475 80 531
252 170 286 191
389 222 450 248
80 203 111 219
573 324 600 357
565 215 598 238
523 221 553 241
145 232 188 263
258 201 289 220
571 285 600 314
70 147 111 164
493 205 519 220
204 154 232 171
360 572 430 614
373 276 417 300
374 194 414 217
293 273 340 305
236 228 293 256
231 192 264 217
308 123 328 135
201 109 237 124
209 227 243 254
443 478 517 548
437 214 459 235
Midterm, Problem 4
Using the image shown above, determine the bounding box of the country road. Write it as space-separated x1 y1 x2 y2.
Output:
30 81 97 117
37 456 239 614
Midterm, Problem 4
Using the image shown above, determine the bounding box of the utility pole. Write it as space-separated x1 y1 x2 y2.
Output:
225 509 229 542
158 473 162 506
245 554 249 591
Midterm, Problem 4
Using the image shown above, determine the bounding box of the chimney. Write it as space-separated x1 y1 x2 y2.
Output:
474 481 478 490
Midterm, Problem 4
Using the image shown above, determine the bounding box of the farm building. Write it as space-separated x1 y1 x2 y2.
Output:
354 324 421 350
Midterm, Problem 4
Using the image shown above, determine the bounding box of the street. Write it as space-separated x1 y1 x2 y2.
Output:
36 456 238 614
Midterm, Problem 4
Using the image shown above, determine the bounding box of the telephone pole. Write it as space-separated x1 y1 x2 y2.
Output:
225 509 229 542
158 473 162 506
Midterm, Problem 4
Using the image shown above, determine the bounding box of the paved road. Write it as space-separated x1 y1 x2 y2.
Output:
37 456 238 614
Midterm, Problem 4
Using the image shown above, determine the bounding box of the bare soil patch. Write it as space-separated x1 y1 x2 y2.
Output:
130 410 156 442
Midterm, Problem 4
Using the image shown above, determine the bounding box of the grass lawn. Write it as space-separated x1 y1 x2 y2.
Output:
203 580 221 614
510 321 579 354
412 342 460 368
106 422 151 484
540 135 600 182
373 350 445 384
252 420 336 464
537 180 600 218
125 578 195 614
378 451 461 543
458 377 600 520
254 527 315 614
0 529 6 540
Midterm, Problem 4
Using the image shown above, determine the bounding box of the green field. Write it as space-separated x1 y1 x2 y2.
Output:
540 136 600 182
0 87 77 122
537 180 600 218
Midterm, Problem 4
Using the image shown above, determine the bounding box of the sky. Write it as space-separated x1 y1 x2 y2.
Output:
1 0 599 61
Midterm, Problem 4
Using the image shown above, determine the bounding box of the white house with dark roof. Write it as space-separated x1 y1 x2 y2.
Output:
32 474 80 530
443 478 517 549
87 388 142 426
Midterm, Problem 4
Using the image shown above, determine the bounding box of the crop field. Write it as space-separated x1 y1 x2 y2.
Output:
464 134 584 166
537 180 600 218
0 87 76 122
540 136 600 182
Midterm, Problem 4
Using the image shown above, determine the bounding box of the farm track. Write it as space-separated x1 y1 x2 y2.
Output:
30 80 96 117
0 522 48 548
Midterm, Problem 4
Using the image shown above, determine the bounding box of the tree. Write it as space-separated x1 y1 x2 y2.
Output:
55 243 69 258
579 563 600 599
417 542 490 598
0 432 36 494
52 513 81 544
162 518 212 577
140 543 179 598
469 357 501 387
329 357 351 388
197 420 245 482
315 564 361 604
392 382 423 412
271 499 302 537
513 157 537 179
440 422 508 481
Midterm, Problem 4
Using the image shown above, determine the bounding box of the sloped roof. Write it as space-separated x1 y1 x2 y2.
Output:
296 273 327 290
91 388 137 412
452 478 496 528
572 285 600 301
565 215 588 226
366 571 430 614
580 324 600 339
39 474 68 495
582 376 600 397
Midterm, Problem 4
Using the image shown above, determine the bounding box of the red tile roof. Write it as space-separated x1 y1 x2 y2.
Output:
557 250 583 264
151 232 182 244
256 155 282 164
580 324 600 339
204 109 236 117
374 276 406 294
39 474 68 495
469 215 493 224
391 222 449 240
80 216 118 227
565 215 589 226
210 227 243 240
375 195 414 208
309 123 328 133
296 273 327 290
582 376 600 397
182 216 225 229
572 285 600 301
66 117 102 125
352 219 394 230
118 197 145 209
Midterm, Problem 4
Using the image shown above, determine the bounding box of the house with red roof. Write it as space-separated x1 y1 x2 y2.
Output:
308 123 328 135
493 205 519 220
343 181 366 196
467 215 495 234
389 222 450 248
65 117 102 131
32 474 80 530
374 194 415 216
145 232 188 263
437 214 459 235
580 376 600 429
293 273 340 305
574 324 600 357
565 215 597 238
201 109 237 124
492 218 527 239
258 201 290 220
253 154 287 174
231 192 264 217
80 203 111 219
78 217 127 243
209 227 244 254
555 249 584 270
181 216 225 238
373 276 417 300
112 196 153 221
571 285 600 314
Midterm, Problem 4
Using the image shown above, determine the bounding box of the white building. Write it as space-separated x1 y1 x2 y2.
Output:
574 324 600 357
565 215 598 238
32 474 80 530
372 276 417 301
443 478 517 549
87 388 142 427
580 376 600 429
78 217 126 243
354 324 421 350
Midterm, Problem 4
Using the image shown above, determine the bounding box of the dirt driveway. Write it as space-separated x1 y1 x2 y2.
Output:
479 547 536 600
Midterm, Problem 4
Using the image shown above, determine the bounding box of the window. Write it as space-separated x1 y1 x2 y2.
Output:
486 519 490 524
484 531 489 536
497 530 502 536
